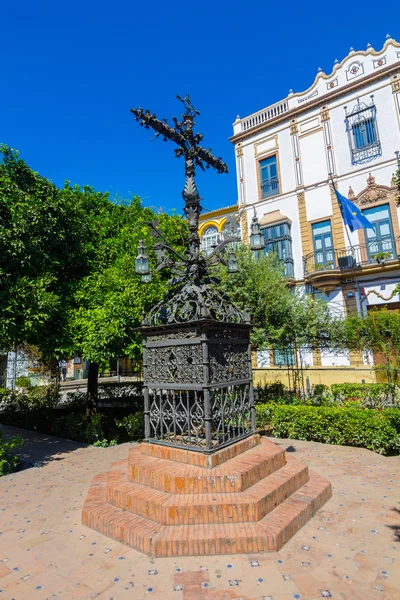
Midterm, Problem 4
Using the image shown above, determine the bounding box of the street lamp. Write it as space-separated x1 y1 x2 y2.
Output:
227 248 239 273
135 239 151 277
129 94 255 454
249 209 265 251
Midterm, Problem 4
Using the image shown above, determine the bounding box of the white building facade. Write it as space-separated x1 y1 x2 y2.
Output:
231 36 400 379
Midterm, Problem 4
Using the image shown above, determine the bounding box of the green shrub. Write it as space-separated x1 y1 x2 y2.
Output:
115 412 145 440
255 403 400 455
382 407 400 433
52 412 118 445
0 432 23 476
0 384 60 431
15 376 32 389
331 383 400 407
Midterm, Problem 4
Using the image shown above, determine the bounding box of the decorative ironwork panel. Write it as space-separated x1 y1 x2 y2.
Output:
210 383 253 446
148 388 205 449
209 343 250 383
146 344 203 384
344 97 381 164
147 330 198 342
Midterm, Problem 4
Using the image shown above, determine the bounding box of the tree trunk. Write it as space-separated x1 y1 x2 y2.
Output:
48 357 61 398
87 362 99 416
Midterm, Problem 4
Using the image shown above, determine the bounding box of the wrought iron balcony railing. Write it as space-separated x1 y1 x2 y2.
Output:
261 178 279 199
303 238 398 276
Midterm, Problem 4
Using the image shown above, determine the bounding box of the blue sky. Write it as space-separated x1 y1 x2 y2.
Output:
1 0 398 214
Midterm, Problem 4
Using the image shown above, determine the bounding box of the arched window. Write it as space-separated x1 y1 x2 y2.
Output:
201 226 219 255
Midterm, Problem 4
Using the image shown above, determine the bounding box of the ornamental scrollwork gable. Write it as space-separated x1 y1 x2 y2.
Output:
354 173 396 206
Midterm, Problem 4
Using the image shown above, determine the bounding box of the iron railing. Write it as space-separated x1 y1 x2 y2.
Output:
303 238 398 276
261 178 279 199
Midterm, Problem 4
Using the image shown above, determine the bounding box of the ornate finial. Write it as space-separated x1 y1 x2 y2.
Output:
334 58 339 65
386 33 392 40
317 67 322 73
288 88 293 95
234 114 241 122
366 42 372 49
348 186 355 199
367 173 375 186
349 47 355 53
176 94 200 117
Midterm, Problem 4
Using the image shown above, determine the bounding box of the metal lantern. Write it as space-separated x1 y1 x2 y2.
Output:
249 212 265 251
227 249 239 273
135 239 150 275
141 272 152 283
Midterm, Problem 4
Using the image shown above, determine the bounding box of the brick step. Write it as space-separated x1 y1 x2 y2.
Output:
106 456 308 525
82 470 331 557
140 434 261 468
128 437 286 494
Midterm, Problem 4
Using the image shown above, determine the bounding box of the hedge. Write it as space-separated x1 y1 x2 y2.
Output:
256 403 400 455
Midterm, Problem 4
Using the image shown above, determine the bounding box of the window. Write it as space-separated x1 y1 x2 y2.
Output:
201 226 220 255
259 155 279 198
312 221 335 269
274 346 295 367
362 204 396 262
262 221 294 277
345 97 381 164
353 117 376 149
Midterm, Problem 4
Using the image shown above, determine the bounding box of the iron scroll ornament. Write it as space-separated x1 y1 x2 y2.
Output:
131 95 246 326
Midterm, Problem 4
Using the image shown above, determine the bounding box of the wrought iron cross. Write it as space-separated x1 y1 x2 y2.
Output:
131 94 228 263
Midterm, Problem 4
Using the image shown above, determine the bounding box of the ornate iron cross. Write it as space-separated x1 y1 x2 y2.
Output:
131 95 228 263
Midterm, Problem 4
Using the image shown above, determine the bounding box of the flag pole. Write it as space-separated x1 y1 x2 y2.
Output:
328 173 364 317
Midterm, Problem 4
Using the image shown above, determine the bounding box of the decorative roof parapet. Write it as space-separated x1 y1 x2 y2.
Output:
233 37 400 137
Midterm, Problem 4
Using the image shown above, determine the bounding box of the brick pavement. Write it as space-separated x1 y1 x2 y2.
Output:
0 427 399 599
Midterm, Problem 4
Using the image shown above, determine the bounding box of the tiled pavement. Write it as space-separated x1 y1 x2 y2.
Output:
0 425 399 600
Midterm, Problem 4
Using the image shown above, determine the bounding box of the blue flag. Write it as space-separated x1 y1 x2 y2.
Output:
334 188 375 232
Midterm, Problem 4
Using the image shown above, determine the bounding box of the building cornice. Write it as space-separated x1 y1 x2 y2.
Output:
199 204 238 220
230 62 400 145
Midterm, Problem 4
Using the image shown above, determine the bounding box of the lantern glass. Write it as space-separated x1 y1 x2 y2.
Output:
250 232 265 251
249 213 265 251
135 255 150 275
135 239 150 275
227 251 238 273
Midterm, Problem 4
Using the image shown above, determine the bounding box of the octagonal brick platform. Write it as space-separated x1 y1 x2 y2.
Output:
82 435 332 557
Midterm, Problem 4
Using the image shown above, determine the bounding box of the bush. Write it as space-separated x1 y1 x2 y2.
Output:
0 384 60 431
0 431 23 475
255 382 303 405
255 403 400 455
115 412 144 440
331 383 400 407
65 381 144 410
15 376 32 389
52 412 118 446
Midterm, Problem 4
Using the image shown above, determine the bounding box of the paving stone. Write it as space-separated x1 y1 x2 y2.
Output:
0 428 398 599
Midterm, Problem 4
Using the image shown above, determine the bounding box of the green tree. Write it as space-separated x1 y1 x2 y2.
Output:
0 146 188 411
216 246 341 392
64 199 188 413
342 307 400 390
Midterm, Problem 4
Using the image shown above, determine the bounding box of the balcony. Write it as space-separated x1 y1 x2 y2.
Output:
261 178 279 199
303 238 400 291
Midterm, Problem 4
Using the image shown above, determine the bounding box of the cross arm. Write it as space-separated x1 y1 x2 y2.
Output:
196 146 228 174
130 108 186 148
